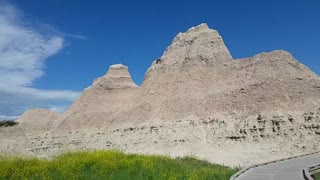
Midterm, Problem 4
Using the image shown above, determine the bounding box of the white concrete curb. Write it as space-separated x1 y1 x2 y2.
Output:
230 151 320 180
303 164 320 180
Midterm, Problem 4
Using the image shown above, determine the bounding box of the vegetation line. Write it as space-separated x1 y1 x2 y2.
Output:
0 150 237 180
0 121 18 127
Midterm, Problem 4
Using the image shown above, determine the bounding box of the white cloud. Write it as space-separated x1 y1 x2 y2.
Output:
0 115 18 121
0 1 81 119
0 2 64 86
49 105 70 113
65 33 88 40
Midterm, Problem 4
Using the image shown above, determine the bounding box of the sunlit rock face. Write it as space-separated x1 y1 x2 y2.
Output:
51 64 140 132
5 23 320 166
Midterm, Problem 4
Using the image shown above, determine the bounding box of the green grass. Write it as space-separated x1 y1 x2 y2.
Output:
314 173 320 180
0 121 18 127
0 150 238 180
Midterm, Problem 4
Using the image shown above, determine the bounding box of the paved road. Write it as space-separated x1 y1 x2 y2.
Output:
236 152 320 180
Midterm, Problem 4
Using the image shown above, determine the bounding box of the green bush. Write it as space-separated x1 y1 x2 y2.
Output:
0 150 238 180
0 121 18 127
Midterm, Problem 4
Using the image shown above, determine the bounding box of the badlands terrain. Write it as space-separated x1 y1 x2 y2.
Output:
1 23 320 167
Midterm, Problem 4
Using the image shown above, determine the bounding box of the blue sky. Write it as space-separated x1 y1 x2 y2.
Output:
0 0 319 119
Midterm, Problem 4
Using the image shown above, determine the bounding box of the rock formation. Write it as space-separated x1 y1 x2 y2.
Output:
1 23 320 166
53 64 140 132
146 23 233 76
110 24 320 127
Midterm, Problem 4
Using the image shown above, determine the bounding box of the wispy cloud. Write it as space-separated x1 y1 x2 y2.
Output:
64 33 88 40
0 1 81 119
0 115 18 121
0 1 64 86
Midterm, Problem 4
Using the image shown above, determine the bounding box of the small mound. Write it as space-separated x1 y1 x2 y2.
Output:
16 109 60 133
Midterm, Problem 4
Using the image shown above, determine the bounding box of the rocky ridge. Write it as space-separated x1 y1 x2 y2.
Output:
1 23 320 166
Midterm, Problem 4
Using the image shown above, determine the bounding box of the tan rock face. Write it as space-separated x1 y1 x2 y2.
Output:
92 64 139 90
51 64 140 132
113 26 320 126
145 23 233 81
17 109 61 133
4 23 320 166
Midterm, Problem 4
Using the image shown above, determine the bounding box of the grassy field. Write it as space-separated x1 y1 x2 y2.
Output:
314 173 320 180
0 150 237 180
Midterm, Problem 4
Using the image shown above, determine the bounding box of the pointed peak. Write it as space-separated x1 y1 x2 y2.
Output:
172 23 220 43
145 23 233 79
90 63 139 90
110 64 128 69
105 64 131 78
186 23 211 33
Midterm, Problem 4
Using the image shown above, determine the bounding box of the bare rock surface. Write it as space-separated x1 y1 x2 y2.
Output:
0 126 32 156
112 25 320 128
1 23 320 167
17 109 61 134
52 64 140 132
145 23 233 78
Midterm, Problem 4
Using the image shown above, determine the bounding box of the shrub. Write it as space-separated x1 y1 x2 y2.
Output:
0 121 18 127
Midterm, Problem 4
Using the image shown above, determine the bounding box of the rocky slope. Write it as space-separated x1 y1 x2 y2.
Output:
53 64 140 132
1 23 319 166
17 109 61 134
109 23 320 127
